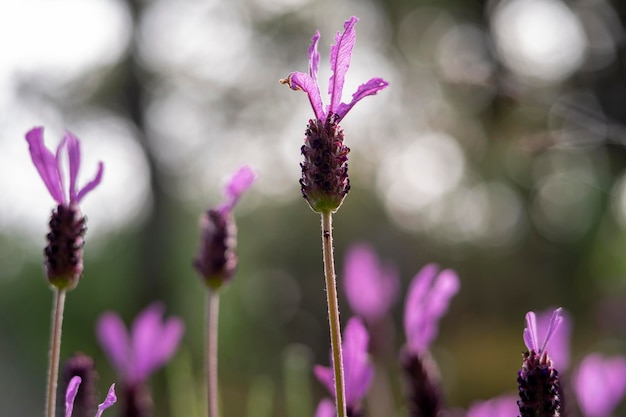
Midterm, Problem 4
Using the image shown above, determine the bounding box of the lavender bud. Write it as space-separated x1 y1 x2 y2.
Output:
300 115 350 213
62 353 98 417
45 204 86 290
193 209 237 290
517 350 561 417
400 347 443 417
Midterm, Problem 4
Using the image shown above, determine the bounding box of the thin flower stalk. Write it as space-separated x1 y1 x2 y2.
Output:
207 291 220 417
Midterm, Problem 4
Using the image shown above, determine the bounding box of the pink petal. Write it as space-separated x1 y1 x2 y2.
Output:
536 307 571 371
221 166 256 212
74 161 104 204
328 17 358 114
314 398 335 417
25 127 65 204
131 303 165 381
282 71 325 120
96 312 130 377
403 264 438 351
308 31 320 81
575 354 626 417
342 318 373 404
95 384 117 417
523 312 538 352
64 131 81 203
335 77 389 122
313 364 334 395
145 316 185 376
65 376 82 417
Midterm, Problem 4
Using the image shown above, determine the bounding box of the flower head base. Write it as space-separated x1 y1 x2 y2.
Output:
314 317 374 414
281 16 388 213
517 308 563 417
96 303 185 386
400 348 443 417
65 376 116 417
574 353 626 417
193 166 255 289
26 127 104 289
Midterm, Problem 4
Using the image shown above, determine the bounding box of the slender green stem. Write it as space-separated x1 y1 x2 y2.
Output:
320 211 347 417
207 290 220 417
46 288 66 417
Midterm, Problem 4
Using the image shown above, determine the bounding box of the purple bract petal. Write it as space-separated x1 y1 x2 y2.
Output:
221 166 256 213
523 308 562 354
309 31 321 81
74 161 104 204
536 307 571 371
404 264 460 354
314 398 335 417
65 131 81 203
335 77 390 122
574 354 626 417
94 384 117 417
26 127 65 204
65 376 82 417
466 395 518 417
96 312 131 377
282 71 325 120
328 17 358 114
343 244 399 322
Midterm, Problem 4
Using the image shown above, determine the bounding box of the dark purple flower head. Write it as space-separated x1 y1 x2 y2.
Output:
574 353 626 417
26 127 104 289
517 308 563 417
96 303 184 386
404 264 460 354
314 317 374 410
193 166 255 289
26 127 103 207
281 17 388 213
65 376 116 417
343 244 399 323
281 16 388 124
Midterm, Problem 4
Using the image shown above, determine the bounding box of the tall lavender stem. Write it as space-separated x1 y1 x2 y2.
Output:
206 290 220 417
320 211 347 417
46 288 66 417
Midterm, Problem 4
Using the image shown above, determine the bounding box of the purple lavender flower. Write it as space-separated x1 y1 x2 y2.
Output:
517 308 563 417
404 264 460 355
573 353 626 417
96 303 184 386
65 376 116 417
343 244 399 323
535 307 572 372
281 16 388 213
26 127 104 289
314 317 374 415
466 395 518 417
193 166 255 289
314 398 335 417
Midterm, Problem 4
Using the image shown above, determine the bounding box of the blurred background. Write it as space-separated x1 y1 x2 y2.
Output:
2 0 626 415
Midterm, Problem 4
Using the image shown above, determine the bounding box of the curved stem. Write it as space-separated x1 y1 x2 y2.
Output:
46 288 66 417
207 290 220 417
320 211 347 417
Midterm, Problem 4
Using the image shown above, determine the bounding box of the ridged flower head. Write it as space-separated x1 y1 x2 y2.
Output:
193 166 255 290
314 317 374 414
517 308 563 417
65 376 116 417
574 353 626 417
281 16 388 213
96 303 184 386
26 127 104 290
343 243 399 323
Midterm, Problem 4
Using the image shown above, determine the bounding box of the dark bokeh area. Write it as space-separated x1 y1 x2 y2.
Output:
2 0 626 415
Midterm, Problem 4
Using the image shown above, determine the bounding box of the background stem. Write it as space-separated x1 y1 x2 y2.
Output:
207 290 220 417
320 211 347 417
46 288 66 417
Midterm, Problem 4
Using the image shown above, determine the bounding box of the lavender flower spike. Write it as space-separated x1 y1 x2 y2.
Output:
343 244 399 323
404 264 460 354
66 376 116 417
96 303 184 386
517 307 563 417
314 317 374 415
574 354 626 417
25 127 104 289
281 17 388 213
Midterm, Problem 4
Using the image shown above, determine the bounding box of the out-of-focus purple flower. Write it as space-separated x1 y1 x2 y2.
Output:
281 17 388 124
535 307 572 371
518 308 563 417
280 17 388 213
26 127 104 207
314 398 335 417
404 264 460 354
314 317 374 411
96 303 184 385
343 244 399 323
573 353 626 417
466 395 518 417
65 376 116 417
26 127 104 289
193 166 255 289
